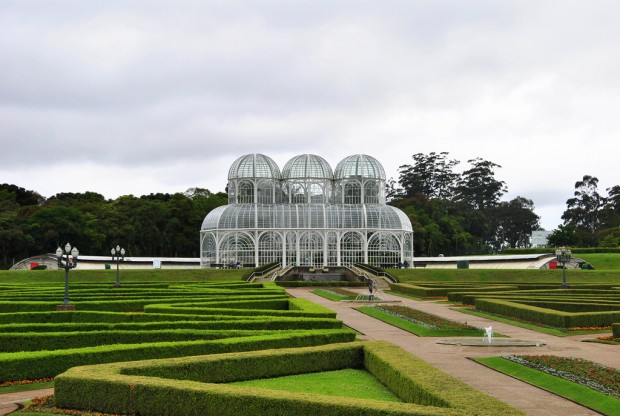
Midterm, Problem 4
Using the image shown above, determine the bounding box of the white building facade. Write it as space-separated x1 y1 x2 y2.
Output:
200 153 414 268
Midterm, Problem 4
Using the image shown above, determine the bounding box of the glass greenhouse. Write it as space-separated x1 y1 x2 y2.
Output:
200 153 414 268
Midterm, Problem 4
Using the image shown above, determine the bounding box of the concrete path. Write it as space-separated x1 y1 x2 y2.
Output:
0 388 53 415
287 287 620 416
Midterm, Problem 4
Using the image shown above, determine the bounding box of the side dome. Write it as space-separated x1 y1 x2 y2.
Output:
282 154 333 180
228 154 281 180
334 154 386 180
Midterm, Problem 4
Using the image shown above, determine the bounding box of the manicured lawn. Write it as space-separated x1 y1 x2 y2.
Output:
0 268 245 283
577 253 620 271
475 356 620 416
356 306 487 337
390 267 620 283
231 368 402 402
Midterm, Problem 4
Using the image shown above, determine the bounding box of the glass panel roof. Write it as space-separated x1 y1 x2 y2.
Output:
202 204 411 231
334 154 386 180
282 154 333 179
228 154 281 180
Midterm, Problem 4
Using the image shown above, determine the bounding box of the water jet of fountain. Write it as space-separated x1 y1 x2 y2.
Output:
484 326 493 344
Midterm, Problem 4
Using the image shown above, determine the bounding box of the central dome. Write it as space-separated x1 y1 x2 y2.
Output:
282 154 333 180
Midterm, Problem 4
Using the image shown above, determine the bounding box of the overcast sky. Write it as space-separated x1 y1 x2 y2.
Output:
2 0 619 231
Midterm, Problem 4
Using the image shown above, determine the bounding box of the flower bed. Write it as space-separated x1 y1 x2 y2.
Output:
375 305 478 330
324 288 360 297
503 355 620 399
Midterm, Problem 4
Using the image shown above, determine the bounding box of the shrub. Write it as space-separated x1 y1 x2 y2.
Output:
55 341 523 416
0 330 356 383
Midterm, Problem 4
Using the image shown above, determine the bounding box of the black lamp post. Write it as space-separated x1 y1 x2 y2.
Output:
56 243 79 309
111 245 125 288
555 246 572 288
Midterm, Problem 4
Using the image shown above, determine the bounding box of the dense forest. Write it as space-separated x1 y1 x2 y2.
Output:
1 152 618 269
389 153 619 256
0 186 227 269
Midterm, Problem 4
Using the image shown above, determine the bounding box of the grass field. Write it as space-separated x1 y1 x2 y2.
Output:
0 268 246 283
577 253 620 270
231 368 402 402
391 267 620 283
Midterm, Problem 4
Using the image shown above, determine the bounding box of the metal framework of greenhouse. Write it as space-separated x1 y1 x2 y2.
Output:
200 153 414 268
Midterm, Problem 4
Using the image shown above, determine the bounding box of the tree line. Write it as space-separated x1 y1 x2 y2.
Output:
0 185 227 269
547 175 620 248
388 152 540 256
2 153 617 269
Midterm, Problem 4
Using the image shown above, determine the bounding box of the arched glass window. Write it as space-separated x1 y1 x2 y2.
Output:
289 183 306 204
299 231 323 267
238 180 254 204
340 231 364 266
367 233 401 267
201 234 217 265
257 179 274 204
364 181 380 204
344 181 361 204
258 231 283 265
219 232 255 266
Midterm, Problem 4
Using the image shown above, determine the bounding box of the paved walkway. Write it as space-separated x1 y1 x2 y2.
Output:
287 287 620 416
0 388 53 415
1 289 618 415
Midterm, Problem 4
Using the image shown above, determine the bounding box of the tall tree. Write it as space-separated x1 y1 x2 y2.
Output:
454 158 506 210
547 225 581 247
601 185 620 228
398 152 459 199
561 175 605 246
487 197 540 250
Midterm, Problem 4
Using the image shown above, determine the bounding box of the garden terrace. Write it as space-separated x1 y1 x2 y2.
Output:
55 341 523 416
0 281 354 383
391 282 620 330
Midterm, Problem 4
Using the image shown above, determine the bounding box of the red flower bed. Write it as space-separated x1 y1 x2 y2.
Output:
505 355 620 398
0 377 53 388
326 287 360 297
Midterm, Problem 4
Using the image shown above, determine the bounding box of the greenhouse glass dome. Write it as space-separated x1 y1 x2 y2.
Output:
200 153 414 268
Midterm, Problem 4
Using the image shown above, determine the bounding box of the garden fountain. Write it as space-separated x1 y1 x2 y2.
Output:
484 326 493 344
438 324 546 347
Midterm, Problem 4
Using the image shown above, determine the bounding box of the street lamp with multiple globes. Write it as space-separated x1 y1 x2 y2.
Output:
56 242 79 309
555 246 572 288
111 245 125 288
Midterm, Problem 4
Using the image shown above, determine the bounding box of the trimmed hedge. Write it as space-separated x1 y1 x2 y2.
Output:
144 298 336 319
613 323 620 338
0 310 259 324
0 317 343 333
393 284 518 299
0 330 355 383
0 325 346 352
0 294 289 313
55 341 523 416
475 298 620 328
